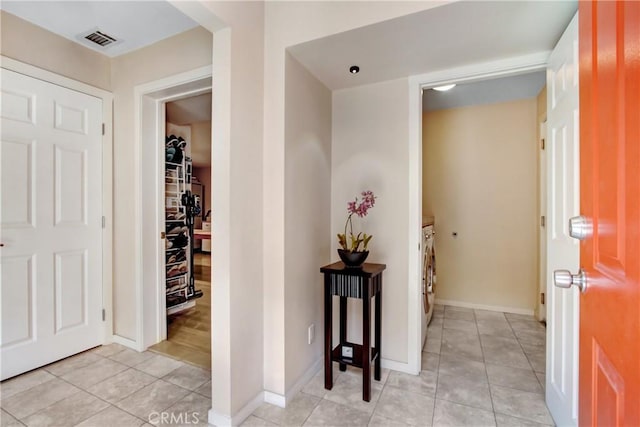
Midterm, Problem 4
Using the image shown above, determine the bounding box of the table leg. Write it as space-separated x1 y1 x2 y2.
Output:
374 282 382 381
339 296 347 372
324 276 333 390
362 281 371 402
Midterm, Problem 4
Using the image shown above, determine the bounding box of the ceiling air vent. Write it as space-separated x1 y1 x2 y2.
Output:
85 30 117 46
77 28 122 50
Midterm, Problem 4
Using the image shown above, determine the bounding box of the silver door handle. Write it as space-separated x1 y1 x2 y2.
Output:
569 215 592 240
554 268 587 292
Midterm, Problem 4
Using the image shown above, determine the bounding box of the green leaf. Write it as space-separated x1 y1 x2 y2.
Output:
337 233 347 250
363 234 373 250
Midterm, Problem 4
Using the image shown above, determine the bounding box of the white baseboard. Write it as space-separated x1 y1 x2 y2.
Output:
381 358 418 375
208 391 264 427
207 410 231 427
263 391 286 408
434 298 534 316
112 334 139 350
264 356 323 409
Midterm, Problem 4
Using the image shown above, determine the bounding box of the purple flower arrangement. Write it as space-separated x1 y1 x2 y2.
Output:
337 191 377 252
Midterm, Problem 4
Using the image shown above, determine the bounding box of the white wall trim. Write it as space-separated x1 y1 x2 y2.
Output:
263 391 286 408
408 51 550 90
407 77 423 377
0 55 115 348
382 358 417 375
0 55 111 98
208 391 264 427
133 66 212 351
408 52 549 381
264 356 323 408
133 66 212 97
434 299 535 316
112 334 139 350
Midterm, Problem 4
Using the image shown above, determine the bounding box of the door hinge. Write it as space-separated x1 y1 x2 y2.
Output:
541 215 546 227
102 123 105 135
102 309 106 321
541 138 545 150
540 293 545 305
102 216 106 228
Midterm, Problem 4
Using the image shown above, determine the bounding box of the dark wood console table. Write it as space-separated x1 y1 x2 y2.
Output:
320 261 386 402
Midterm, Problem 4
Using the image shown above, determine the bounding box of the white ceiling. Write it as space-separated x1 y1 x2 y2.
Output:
423 70 545 112
0 1 198 57
289 1 577 91
166 93 212 125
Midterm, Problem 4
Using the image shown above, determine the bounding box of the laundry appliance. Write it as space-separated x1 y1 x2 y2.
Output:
421 217 436 347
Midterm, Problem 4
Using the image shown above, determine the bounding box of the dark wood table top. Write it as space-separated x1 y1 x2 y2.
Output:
320 262 386 277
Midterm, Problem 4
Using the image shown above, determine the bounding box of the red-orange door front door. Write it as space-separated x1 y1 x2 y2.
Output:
578 1 640 425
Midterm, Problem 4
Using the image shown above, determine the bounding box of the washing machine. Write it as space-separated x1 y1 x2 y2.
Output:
421 218 436 347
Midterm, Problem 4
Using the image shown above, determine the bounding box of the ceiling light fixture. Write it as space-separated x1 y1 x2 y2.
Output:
432 84 456 92
349 65 360 74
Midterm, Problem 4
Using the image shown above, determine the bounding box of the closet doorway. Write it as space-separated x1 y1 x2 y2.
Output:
150 91 212 369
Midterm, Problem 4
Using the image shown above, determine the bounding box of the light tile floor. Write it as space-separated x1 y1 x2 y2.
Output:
0 305 551 427
0 345 211 427
245 305 552 427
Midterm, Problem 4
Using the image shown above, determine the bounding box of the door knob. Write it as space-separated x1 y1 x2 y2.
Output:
569 215 591 240
554 268 587 292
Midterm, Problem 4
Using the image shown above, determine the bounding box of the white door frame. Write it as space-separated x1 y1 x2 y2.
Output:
0 55 114 344
407 52 549 374
133 66 212 350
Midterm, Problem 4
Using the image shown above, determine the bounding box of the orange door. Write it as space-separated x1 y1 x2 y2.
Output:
578 1 640 425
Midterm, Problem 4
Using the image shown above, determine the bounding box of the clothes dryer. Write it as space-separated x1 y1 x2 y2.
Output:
421 218 436 347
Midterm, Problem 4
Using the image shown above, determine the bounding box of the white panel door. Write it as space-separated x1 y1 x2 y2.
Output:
545 14 580 427
0 69 103 380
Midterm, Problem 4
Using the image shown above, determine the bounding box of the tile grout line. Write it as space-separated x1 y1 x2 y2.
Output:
49 356 206 427
508 316 546 377
472 309 499 425
1 351 114 423
517 325 548 393
430 310 443 426
298 390 322 427
500 315 550 425
55 373 152 426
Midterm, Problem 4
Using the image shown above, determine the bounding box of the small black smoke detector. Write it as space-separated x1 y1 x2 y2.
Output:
349 65 360 74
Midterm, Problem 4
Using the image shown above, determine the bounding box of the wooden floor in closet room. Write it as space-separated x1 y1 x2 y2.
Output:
150 253 211 370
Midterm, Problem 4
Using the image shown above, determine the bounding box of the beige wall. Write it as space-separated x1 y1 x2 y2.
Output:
110 27 212 340
0 11 111 90
422 98 538 311
190 120 212 167
284 53 332 391
332 78 410 363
